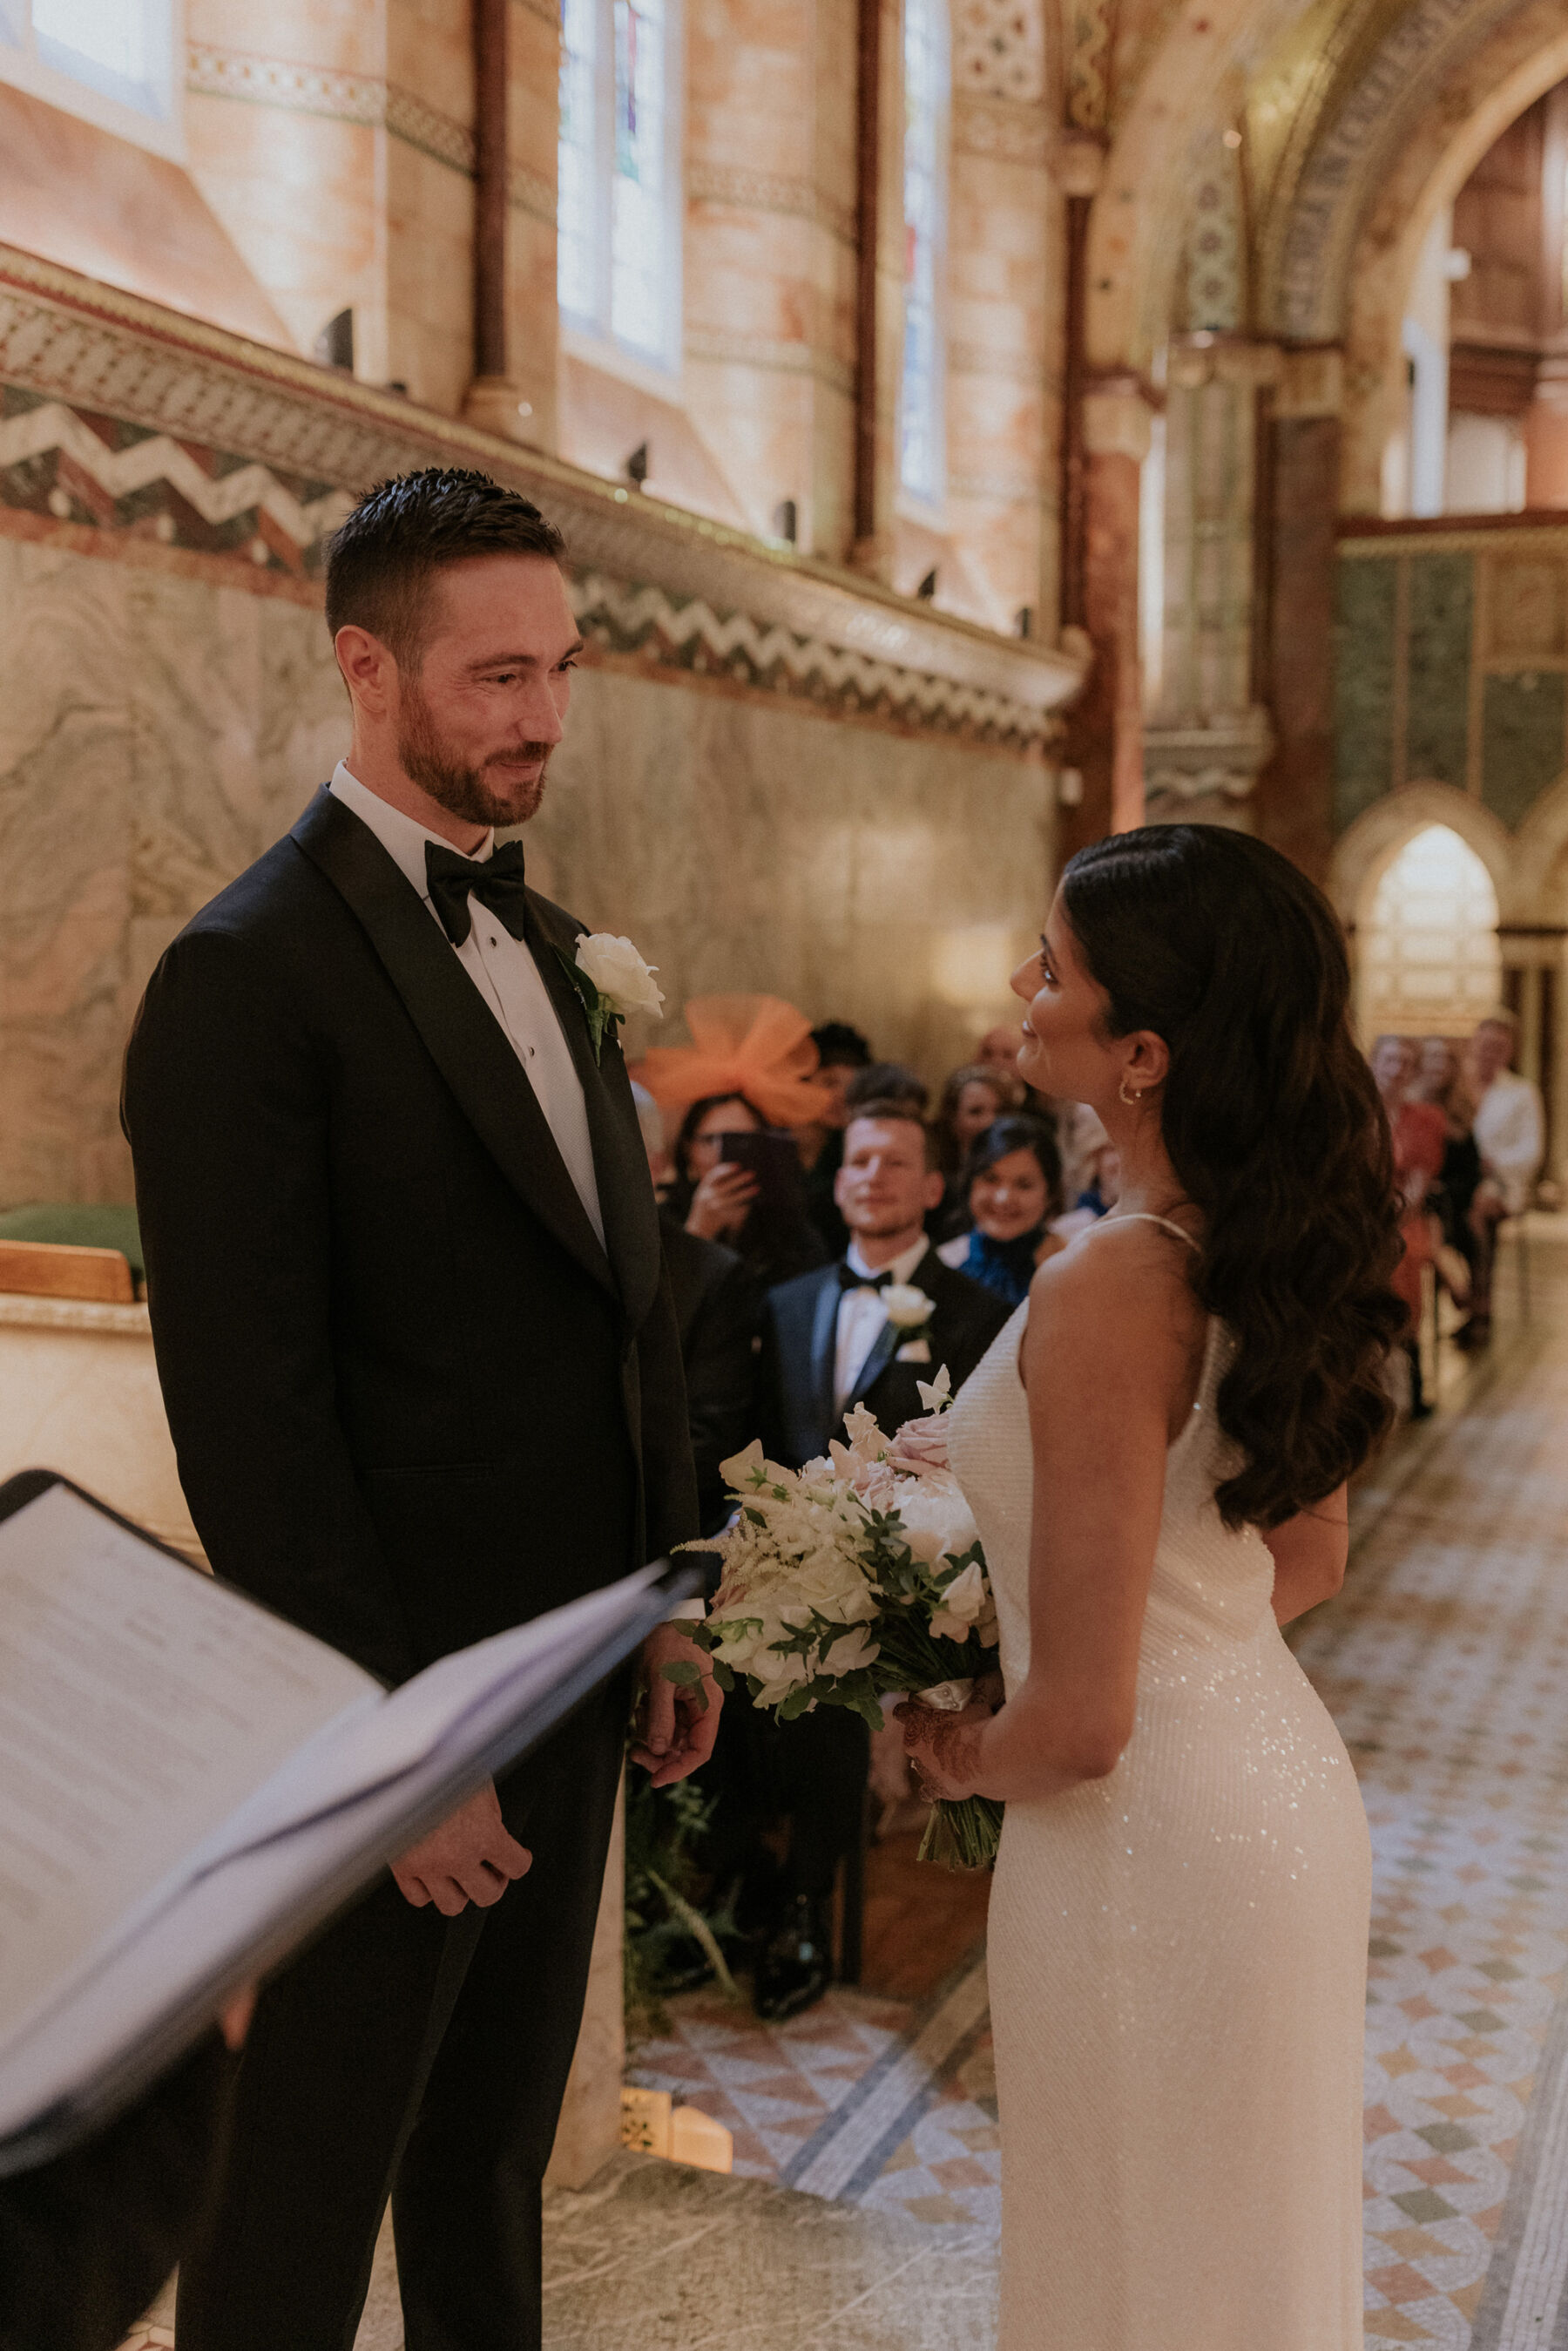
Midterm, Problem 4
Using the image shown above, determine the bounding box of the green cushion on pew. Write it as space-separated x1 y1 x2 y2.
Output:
0 1204 145 1281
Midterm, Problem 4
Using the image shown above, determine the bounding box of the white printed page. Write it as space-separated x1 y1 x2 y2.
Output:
0 1483 376 2043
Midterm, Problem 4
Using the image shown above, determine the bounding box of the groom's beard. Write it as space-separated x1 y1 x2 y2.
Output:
396 678 554 829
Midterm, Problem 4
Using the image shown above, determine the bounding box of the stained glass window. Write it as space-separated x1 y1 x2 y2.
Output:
900 0 949 505
559 0 679 367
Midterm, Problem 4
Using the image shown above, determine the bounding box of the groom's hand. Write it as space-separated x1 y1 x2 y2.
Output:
632 1623 722 1787
392 1778 532 1915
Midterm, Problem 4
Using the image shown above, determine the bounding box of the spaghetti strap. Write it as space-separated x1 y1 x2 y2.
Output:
1084 1210 1201 1252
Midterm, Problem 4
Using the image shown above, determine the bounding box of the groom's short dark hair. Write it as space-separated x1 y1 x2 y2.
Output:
325 467 566 667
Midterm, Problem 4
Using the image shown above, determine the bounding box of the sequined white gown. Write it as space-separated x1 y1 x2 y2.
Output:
948 1289 1369 2351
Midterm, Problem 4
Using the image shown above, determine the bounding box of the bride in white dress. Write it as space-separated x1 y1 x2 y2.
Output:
901 826 1406 2350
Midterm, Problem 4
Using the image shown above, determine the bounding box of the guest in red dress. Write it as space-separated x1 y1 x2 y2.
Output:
1372 1035 1448 1419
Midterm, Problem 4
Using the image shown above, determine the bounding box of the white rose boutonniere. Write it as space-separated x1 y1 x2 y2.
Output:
882 1284 935 1331
555 932 666 1063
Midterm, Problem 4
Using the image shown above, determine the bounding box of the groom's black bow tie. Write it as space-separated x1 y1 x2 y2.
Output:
423 839 531 948
838 1262 895 1292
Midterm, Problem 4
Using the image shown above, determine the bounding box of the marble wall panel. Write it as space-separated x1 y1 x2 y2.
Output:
0 539 341 1204
1333 555 1397 833
1483 672 1568 830
1406 552 1473 790
0 538 1051 1204
533 667 1055 1075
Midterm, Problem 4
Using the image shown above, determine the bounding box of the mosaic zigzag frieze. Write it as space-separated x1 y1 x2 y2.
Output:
0 247 1084 742
571 573 1047 746
0 389 353 570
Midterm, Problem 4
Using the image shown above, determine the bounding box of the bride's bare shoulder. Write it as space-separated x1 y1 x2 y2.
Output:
1024 1216 1206 1378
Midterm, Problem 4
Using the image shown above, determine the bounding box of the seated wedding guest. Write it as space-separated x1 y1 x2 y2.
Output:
845 1059 929 1115
666 1091 827 1290
1413 1035 1482 1291
976 1024 1028 1098
632 1085 760 1538
760 1101 1012 1467
936 1115 1066 1308
1372 1035 1448 1418
1051 1106 1122 1240
933 1062 1013 1183
733 1104 1012 2019
0 1994 253 2351
799 1020 873 1256
639 994 835 1291
1458 1009 1546 1349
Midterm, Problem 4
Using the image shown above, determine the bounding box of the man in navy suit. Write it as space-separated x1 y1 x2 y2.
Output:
759 1102 1011 1469
729 1104 1010 2017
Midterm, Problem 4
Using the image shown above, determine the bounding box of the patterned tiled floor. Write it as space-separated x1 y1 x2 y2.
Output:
634 1244 1568 2347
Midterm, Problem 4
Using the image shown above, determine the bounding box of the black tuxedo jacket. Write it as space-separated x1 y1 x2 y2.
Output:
660 1220 761 1537
122 785 698 1687
758 1248 1012 1470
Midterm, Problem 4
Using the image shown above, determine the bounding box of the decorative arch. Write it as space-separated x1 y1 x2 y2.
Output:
1328 782 1516 927
1338 5 1568 511
1513 771 1568 919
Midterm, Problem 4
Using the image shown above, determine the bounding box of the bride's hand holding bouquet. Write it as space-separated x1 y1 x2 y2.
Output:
681 1371 1006 1867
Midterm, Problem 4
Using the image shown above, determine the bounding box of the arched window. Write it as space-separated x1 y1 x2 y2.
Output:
558 0 680 368
1358 823 1501 1038
899 0 949 505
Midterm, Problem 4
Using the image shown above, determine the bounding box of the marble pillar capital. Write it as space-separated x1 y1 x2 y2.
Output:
1083 376 1155 463
1143 707 1275 825
1274 346 1346 421
1051 132 1107 198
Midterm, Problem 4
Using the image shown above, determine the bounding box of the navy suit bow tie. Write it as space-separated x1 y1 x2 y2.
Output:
838 1262 895 1291
423 838 531 948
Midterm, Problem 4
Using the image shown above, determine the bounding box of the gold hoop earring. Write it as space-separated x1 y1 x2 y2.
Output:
1119 1075 1143 1108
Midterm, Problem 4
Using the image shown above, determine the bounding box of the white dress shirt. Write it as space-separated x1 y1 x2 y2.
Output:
1473 1069 1545 1216
834 1234 931 1416
329 764 605 1249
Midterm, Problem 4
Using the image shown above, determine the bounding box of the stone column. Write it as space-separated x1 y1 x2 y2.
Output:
1142 336 1277 830
1058 377 1152 855
680 0 860 554
1255 347 1343 886
945 91 1054 634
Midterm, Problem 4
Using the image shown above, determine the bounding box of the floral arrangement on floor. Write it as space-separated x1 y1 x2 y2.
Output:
679 1372 1004 1869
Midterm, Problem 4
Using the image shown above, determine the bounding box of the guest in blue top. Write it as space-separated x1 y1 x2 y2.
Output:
936 1115 1065 1307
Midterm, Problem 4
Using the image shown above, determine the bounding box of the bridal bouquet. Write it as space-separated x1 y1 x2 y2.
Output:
683 1373 1004 1869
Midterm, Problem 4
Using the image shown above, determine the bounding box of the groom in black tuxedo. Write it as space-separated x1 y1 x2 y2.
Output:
122 468 718 2351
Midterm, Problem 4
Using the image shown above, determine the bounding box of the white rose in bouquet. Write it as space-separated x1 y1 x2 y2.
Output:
929 1556 996 1643
893 1472 980 1567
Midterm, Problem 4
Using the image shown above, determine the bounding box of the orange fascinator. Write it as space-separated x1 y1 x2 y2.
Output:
634 995 835 1130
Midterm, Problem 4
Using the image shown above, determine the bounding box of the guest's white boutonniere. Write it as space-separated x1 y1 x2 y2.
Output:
554 932 666 1064
883 1283 936 1363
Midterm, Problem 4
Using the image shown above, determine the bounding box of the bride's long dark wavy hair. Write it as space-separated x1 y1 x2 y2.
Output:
1059 824 1405 1529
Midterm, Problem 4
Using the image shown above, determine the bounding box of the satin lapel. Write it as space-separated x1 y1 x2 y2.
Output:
522 893 662 1330
809 1273 841 1444
291 789 617 1299
849 1312 901 1407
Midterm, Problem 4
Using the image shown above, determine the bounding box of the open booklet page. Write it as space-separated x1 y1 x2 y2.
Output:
0 1483 378 2048
0 1489 680 2166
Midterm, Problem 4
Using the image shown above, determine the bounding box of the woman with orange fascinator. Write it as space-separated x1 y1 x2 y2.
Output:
636 997 833 1291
